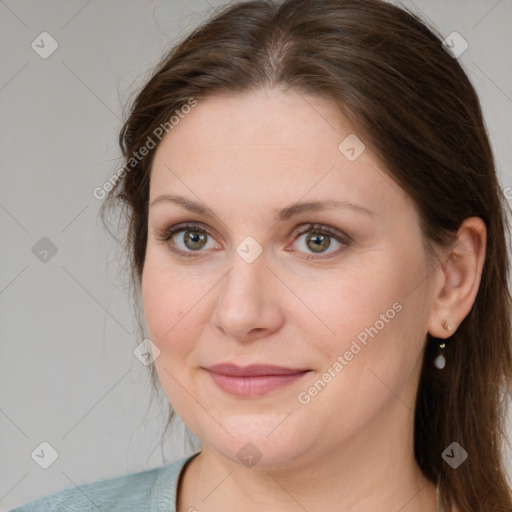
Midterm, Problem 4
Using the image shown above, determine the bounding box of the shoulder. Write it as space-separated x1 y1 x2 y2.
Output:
9 454 197 512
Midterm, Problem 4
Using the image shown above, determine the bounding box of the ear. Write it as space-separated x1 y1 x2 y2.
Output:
427 217 487 339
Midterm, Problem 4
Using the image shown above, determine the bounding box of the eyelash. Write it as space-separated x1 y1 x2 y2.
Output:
154 222 351 260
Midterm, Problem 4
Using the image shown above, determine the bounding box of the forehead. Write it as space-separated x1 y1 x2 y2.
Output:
149 89 412 220
154 88 347 160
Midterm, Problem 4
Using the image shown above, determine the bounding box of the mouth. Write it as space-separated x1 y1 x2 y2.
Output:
203 363 312 398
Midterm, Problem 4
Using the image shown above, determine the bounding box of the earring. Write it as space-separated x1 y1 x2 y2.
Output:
434 341 446 369
434 319 452 370
441 319 452 333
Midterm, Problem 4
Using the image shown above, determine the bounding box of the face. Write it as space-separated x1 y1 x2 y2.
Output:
142 88 437 468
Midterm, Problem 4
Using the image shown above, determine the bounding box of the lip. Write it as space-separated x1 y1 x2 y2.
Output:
204 363 311 398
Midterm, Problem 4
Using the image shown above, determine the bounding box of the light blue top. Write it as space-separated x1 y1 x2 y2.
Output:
10 452 199 512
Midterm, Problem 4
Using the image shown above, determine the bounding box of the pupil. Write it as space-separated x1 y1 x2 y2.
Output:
307 233 330 253
185 230 206 250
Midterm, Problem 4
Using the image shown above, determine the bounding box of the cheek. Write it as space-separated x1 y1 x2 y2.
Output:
292 258 428 431
311 249 425 369
141 255 188 350
303 264 395 348
141 252 216 376
141 262 199 411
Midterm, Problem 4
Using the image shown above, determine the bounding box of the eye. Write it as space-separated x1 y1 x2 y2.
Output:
154 222 219 258
154 221 350 259
287 223 350 259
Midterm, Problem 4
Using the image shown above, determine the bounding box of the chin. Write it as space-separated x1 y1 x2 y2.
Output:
195 414 312 470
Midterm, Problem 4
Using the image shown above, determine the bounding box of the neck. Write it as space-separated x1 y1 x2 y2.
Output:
177 397 437 512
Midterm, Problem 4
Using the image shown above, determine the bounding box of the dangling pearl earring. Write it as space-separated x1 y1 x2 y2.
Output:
434 320 452 370
434 342 446 369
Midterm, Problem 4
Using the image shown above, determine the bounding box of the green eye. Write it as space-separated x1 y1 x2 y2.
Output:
155 222 350 260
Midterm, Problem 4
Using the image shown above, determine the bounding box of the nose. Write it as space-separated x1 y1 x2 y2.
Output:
210 247 285 343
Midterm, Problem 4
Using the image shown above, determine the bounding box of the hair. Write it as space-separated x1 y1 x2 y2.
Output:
100 0 512 509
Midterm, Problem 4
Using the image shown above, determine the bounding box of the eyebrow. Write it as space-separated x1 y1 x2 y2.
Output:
149 194 377 222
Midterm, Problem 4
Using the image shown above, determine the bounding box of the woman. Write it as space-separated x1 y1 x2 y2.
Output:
11 0 512 510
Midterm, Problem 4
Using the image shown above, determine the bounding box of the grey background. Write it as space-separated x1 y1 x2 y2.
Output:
1 0 511 509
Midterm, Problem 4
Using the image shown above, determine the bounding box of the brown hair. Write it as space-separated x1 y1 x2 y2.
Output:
100 0 512 509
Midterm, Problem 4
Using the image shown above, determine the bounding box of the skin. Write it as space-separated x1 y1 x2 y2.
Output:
142 88 486 512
